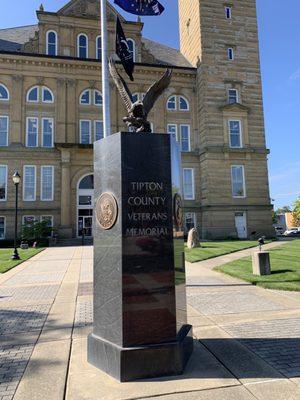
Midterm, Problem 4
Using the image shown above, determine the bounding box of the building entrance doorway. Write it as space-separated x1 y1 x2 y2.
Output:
235 212 247 239
77 174 94 238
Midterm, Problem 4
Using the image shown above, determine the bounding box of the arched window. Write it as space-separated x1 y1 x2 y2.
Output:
179 96 189 111
80 89 91 105
127 38 136 62
79 174 94 190
94 90 103 106
26 86 54 103
46 31 57 56
42 87 54 103
96 36 101 60
27 86 39 103
0 84 9 101
77 34 88 59
167 95 176 110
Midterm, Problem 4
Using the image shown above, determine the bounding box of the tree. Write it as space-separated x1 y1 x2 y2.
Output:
21 220 52 244
276 206 292 214
292 198 300 226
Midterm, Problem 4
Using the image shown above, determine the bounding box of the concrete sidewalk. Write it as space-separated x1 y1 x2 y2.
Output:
0 243 299 400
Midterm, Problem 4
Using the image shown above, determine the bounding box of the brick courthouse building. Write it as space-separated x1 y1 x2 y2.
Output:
0 0 274 240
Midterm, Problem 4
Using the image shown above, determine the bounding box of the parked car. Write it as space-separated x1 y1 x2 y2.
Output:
274 226 284 236
283 228 300 237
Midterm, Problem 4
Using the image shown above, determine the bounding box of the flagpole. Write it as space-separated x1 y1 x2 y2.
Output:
100 0 111 137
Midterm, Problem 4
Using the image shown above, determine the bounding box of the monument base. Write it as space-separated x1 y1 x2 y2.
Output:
88 325 193 382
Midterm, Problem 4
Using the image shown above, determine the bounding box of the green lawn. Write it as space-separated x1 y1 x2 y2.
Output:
215 240 300 291
185 240 268 263
0 248 44 274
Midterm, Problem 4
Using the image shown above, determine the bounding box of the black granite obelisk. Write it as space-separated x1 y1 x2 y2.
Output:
88 132 193 382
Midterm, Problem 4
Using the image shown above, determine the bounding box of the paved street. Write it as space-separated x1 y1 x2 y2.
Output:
0 243 300 399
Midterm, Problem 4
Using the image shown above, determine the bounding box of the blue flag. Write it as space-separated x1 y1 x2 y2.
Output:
114 0 165 16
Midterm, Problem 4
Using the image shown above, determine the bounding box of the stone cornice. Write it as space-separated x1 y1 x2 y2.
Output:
199 146 270 156
219 102 250 112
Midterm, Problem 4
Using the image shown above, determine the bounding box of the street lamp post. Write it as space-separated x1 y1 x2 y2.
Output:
12 171 21 260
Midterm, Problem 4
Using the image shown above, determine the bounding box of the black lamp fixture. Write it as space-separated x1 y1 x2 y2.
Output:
12 171 21 261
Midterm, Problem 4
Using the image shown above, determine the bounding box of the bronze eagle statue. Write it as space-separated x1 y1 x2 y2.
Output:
109 57 172 133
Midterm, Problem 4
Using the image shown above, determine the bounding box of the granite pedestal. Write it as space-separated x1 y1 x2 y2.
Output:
252 252 271 276
88 132 193 382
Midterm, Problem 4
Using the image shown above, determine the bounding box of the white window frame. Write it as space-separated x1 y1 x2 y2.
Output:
228 47 234 60
183 168 195 200
94 120 104 142
23 165 37 202
0 115 9 147
0 165 8 202
94 90 103 106
167 124 178 141
46 30 58 56
77 33 89 58
0 216 6 240
79 89 91 105
127 38 136 62
0 83 9 101
41 166 54 201
180 124 191 152
231 165 246 198
22 215 37 225
228 119 243 148
179 96 190 111
80 119 92 144
96 35 101 60
167 95 177 111
228 88 238 104
185 212 196 230
41 117 54 148
26 117 39 148
26 86 39 103
225 6 232 19
42 86 54 104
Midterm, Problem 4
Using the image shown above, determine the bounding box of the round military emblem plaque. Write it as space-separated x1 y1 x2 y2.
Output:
96 193 118 230
174 193 183 228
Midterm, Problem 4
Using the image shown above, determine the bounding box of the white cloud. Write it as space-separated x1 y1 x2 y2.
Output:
289 68 300 80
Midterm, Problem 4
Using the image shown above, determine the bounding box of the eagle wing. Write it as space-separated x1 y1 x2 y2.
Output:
109 57 133 113
143 69 173 116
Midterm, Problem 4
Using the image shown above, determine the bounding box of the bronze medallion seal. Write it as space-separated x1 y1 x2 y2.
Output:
174 193 183 228
96 192 118 230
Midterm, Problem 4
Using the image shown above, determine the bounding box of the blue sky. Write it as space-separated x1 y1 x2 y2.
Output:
0 0 299 210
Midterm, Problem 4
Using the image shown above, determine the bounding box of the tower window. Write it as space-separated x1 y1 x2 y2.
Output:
46 31 57 56
77 34 88 59
225 6 232 19
228 89 238 104
228 48 234 60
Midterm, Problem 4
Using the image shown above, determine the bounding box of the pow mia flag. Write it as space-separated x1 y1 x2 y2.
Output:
114 0 165 16
116 17 135 81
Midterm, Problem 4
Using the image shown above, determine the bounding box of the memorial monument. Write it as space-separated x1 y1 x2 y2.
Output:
87 0 193 382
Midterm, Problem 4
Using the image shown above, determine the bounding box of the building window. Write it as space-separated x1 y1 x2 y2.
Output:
77 34 88 58
231 165 246 198
94 90 103 106
167 124 178 141
80 120 91 144
185 212 196 231
23 166 36 201
0 165 7 201
41 166 54 201
167 96 176 110
0 116 8 146
228 47 234 60
80 89 91 105
225 6 232 19
26 117 38 147
229 120 242 148
27 86 54 103
41 215 53 227
0 216 5 239
183 168 195 200
42 118 54 148
0 84 9 101
127 38 136 62
42 87 54 103
180 125 191 152
46 31 57 56
228 89 238 104
22 215 36 226
179 96 189 111
96 36 101 60
94 121 104 141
